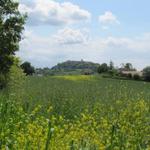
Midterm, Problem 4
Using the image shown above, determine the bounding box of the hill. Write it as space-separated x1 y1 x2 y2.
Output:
50 60 100 75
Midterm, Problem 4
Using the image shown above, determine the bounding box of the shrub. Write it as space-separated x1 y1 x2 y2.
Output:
8 65 25 89
133 74 140 80
108 69 116 76
21 62 35 76
127 73 132 79
143 66 150 81
7 59 26 97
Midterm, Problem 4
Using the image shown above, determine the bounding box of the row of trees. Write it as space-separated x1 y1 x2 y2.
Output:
97 61 115 74
20 61 150 82
97 62 135 74
97 62 150 82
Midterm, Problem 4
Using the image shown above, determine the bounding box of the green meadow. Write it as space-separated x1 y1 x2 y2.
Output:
0 75 149 149
21 75 150 117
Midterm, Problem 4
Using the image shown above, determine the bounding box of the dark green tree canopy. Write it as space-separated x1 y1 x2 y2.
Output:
143 66 150 81
0 0 26 75
124 63 133 70
21 62 35 76
109 61 114 70
97 63 109 74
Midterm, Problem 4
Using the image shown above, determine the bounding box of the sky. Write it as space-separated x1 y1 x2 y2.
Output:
18 0 150 70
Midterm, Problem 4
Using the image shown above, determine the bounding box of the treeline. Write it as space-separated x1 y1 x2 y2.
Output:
24 60 150 82
97 62 150 82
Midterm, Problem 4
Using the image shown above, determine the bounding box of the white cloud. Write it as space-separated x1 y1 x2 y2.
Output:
18 30 150 69
99 11 120 25
103 34 150 53
53 28 89 45
18 29 104 67
19 0 91 26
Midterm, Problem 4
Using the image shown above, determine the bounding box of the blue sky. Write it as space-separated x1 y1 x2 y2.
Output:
18 0 150 70
61 0 150 36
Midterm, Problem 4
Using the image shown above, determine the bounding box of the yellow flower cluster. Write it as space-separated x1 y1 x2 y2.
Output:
1 99 149 150
54 75 94 81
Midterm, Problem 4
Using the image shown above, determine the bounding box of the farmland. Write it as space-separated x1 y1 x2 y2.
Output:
0 75 150 149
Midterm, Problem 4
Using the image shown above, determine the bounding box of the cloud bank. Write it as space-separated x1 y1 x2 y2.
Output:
53 28 89 45
18 29 150 69
19 0 91 26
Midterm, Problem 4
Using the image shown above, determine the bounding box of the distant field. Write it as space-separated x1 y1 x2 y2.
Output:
0 75 150 149
21 75 150 115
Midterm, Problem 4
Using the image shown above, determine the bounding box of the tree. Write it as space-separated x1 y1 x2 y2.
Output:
97 63 108 74
124 63 133 71
143 66 150 81
109 61 114 70
0 0 26 87
133 74 140 81
21 62 35 76
120 63 136 71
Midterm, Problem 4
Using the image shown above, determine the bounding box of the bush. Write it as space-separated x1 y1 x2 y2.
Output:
8 65 25 90
108 69 117 76
143 66 150 81
21 62 35 76
127 73 132 79
133 74 140 80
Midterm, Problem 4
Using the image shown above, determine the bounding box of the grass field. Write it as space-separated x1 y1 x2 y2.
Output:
0 75 150 149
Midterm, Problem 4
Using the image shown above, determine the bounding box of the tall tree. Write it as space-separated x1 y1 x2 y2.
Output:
124 63 133 71
97 63 108 74
109 61 114 70
21 62 35 76
0 0 26 87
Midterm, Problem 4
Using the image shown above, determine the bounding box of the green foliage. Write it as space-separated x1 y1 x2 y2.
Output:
109 61 114 70
0 0 26 87
127 73 132 79
133 74 141 80
21 61 35 76
124 63 133 70
120 63 136 71
8 64 25 92
108 69 118 76
0 74 8 89
36 67 54 76
97 63 109 74
143 66 150 81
